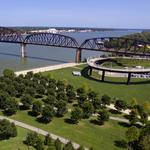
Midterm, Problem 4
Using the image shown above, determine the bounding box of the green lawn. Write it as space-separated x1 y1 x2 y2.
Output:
8 110 127 150
0 127 34 150
1 64 149 150
102 58 150 68
42 65 150 105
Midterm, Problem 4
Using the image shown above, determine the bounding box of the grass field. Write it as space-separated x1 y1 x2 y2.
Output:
7 110 127 150
42 64 150 105
1 64 149 150
101 58 150 69
0 127 35 150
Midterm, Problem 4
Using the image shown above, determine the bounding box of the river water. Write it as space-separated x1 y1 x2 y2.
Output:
0 30 140 74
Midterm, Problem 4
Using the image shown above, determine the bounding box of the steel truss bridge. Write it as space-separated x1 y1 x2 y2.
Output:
0 27 150 62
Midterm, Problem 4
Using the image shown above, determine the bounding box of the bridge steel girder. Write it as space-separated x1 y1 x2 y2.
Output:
0 27 23 43
80 37 150 57
23 33 79 49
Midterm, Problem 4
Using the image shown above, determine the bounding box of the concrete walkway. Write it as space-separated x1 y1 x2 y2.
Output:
0 116 88 150
15 62 84 76
106 104 150 120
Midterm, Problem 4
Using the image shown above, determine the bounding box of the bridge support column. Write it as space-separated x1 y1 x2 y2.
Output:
101 70 105 82
75 48 82 63
89 67 92 76
21 43 27 58
127 73 131 85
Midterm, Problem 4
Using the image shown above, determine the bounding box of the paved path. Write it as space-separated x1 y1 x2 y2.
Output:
15 62 84 76
106 104 150 120
0 116 88 150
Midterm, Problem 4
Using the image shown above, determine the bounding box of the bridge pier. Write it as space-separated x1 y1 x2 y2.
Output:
21 43 27 58
75 48 82 63
127 73 131 85
89 67 92 76
101 70 105 82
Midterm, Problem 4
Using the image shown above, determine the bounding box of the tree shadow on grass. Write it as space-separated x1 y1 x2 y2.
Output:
114 140 127 149
73 104 78 107
36 117 50 124
109 109 122 115
81 66 150 85
28 111 38 117
64 118 74 124
123 114 130 120
2 110 14 117
19 105 29 111
118 122 131 128
90 119 103 126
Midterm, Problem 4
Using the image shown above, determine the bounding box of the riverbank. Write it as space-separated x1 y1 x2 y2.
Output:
15 62 84 76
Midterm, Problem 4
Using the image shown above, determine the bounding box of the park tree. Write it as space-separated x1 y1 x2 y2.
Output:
3 97 18 115
67 90 76 103
0 82 7 91
0 91 10 109
140 112 148 125
44 134 52 146
25 71 33 79
3 69 15 78
88 91 97 100
47 88 56 96
138 123 150 150
76 87 86 96
78 93 87 107
81 83 90 94
41 105 55 123
138 133 150 150
57 80 65 92
63 141 74 150
129 110 138 125
36 84 46 96
130 98 138 108
24 131 39 147
82 101 94 118
31 100 42 116
143 102 150 112
135 105 144 116
125 126 140 149
11 122 17 137
56 100 67 117
77 145 85 150
115 100 127 111
92 98 101 112
0 119 17 140
24 87 36 97
5 85 17 97
35 137 44 150
70 107 83 124
43 95 56 106
57 91 68 101
97 110 109 125
55 138 62 150
15 83 25 97
40 78 47 87
101 94 111 106
21 94 33 109
66 84 74 92
48 82 56 90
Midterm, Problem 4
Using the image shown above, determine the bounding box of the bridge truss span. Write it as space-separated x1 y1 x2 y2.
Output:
0 27 23 43
24 33 79 48
80 37 150 57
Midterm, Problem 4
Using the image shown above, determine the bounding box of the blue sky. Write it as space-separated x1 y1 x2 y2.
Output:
0 0 150 29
